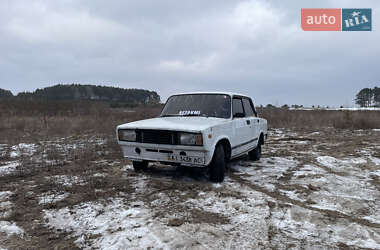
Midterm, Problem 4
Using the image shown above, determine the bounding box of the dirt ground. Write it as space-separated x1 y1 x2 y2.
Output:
1 128 380 249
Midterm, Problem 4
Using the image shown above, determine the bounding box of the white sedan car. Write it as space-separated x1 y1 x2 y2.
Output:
117 92 267 182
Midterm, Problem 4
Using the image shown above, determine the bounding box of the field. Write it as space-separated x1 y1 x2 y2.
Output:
1 101 380 249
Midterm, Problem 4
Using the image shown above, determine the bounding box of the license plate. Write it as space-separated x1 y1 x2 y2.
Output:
168 154 204 165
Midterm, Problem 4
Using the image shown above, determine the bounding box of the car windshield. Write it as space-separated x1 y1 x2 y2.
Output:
161 94 231 119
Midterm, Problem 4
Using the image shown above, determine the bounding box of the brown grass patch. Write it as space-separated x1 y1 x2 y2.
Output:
258 108 380 130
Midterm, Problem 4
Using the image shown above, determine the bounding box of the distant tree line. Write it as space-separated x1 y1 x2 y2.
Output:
0 88 13 99
0 84 160 106
355 87 380 107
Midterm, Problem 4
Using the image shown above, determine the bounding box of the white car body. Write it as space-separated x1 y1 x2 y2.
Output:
116 92 267 167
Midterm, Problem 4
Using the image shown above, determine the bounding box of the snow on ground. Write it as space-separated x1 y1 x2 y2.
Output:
4 129 380 249
39 192 69 205
269 205 380 249
45 175 86 187
44 199 170 249
43 151 380 249
0 221 24 236
231 156 299 192
0 144 7 157
0 162 19 176
0 191 13 219
40 137 105 153
10 143 37 158
183 184 270 249
0 191 24 239
43 187 271 249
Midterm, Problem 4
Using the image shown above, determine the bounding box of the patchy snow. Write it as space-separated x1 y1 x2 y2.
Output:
0 221 24 236
231 157 299 191
309 131 320 135
185 189 270 249
0 193 24 237
269 205 380 249
316 156 373 178
369 156 380 166
10 143 37 158
39 192 69 205
0 162 19 176
270 128 285 136
93 173 106 177
0 191 13 219
0 191 12 201
4 128 380 249
0 144 8 157
293 164 326 177
45 175 86 187
44 199 169 249
317 156 359 169
291 140 309 144
372 170 380 177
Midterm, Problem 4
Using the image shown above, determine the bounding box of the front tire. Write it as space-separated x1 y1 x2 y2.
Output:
249 143 261 161
209 144 226 183
132 161 148 171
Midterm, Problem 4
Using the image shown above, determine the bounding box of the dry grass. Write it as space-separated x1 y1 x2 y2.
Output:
258 108 380 130
0 100 162 144
1 100 379 144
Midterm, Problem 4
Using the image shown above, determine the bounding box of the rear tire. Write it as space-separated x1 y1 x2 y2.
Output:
209 144 226 183
132 161 148 171
249 143 261 161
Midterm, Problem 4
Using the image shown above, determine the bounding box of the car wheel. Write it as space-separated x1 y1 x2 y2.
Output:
132 161 148 171
249 143 261 161
209 144 226 183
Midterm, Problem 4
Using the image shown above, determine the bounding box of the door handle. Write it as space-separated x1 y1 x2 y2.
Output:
246 120 250 125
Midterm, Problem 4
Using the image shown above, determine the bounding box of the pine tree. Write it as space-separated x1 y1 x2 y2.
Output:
0 88 13 99
355 88 373 107
373 87 380 107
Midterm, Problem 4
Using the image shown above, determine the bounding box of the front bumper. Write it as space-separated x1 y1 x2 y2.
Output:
119 142 211 167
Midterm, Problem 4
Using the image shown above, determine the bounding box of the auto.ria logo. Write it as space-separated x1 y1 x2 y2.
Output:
301 8 372 31
342 9 371 31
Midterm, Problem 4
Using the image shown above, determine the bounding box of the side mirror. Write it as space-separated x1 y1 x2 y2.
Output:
233 112 245 118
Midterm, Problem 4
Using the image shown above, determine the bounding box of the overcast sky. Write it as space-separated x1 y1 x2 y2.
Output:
0 0 379 106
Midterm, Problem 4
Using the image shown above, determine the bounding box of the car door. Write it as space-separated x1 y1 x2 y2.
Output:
242 97 260 149
231 97 252 156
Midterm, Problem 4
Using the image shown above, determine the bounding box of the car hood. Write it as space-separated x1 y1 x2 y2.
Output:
117 116 229 132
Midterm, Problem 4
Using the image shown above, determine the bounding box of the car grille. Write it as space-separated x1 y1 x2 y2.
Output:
136 130 178 145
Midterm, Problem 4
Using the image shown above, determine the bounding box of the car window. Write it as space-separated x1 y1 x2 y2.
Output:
243 98 254 117
232 98 244 117
161 94 231 118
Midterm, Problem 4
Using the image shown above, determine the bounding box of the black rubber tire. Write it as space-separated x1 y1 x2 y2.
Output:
132 161 148 171
209 144 226 183
249 143 262 161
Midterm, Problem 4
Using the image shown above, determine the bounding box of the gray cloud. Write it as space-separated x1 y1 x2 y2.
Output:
0 0 379 106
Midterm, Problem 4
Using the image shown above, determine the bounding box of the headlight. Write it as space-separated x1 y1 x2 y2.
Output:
179 132 203 146
118 129 136 141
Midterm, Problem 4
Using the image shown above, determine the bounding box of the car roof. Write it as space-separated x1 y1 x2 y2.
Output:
169 92 251 99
